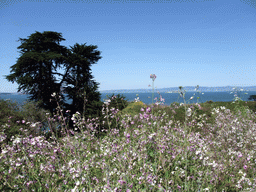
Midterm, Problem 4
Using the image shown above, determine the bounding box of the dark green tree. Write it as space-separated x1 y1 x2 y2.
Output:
59 43 104 134
4 31 105 138
4 31 69 118
4 31 129 140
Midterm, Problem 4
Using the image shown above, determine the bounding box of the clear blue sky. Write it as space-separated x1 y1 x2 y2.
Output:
1 0 256 93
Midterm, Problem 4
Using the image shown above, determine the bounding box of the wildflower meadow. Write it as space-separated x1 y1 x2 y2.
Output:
1 74 256 191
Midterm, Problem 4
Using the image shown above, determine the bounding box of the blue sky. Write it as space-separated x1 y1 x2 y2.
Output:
1 0 256 93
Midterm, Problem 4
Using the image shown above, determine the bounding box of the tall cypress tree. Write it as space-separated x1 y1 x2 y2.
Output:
59 43 103 133
5 31 68 118
4 31 104 137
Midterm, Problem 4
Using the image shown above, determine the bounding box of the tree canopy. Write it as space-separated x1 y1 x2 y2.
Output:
4 31 104 136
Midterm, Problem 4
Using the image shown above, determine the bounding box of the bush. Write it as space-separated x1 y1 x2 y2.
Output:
64 93 131 139
170 102 180 107
117 101 148 118
17 99 61 135
0 99 37 149
93 94 130 136
0 98 69 149
104 93 130 113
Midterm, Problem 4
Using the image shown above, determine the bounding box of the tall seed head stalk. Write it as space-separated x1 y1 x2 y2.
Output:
149 74 157 133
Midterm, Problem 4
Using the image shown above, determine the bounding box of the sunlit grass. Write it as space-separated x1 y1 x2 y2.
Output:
1 82 256 191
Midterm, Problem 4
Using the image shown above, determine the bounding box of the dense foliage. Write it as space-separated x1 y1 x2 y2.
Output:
116 100 148 118
4 31 104 140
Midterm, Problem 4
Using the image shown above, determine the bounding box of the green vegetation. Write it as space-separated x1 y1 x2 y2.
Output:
1 83 256 191
4 31 106 136
116 100 148 118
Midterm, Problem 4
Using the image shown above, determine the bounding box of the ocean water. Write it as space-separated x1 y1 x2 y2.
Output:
0 91 254 109
1 91 255 133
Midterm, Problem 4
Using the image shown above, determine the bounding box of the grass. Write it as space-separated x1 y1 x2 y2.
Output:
1 83 256 191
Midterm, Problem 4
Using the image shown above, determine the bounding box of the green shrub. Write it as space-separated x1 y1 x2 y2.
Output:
104 93 130 113
0 98 68 149
170 102 180 108
71 93 131 139
117 101 148 118
0 99 32 148
18 99 65 139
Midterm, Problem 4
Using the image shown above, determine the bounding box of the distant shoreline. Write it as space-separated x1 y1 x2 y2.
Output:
0 93 12 95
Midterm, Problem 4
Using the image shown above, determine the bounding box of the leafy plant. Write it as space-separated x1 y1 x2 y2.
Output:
17 99 60 135
104 93 130 113
64 93 131 139
117 101 148 118
0 99 33 148
92 94 130 136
